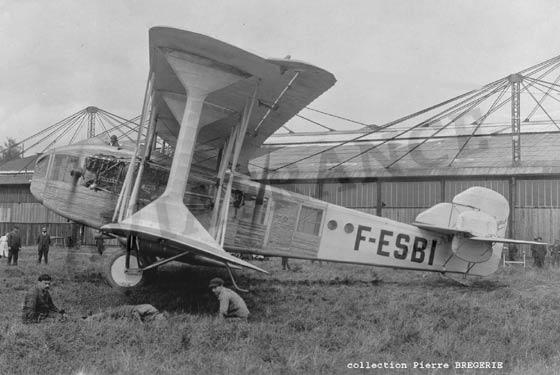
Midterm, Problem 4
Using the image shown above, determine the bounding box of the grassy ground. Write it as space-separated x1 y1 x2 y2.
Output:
1 246 560 374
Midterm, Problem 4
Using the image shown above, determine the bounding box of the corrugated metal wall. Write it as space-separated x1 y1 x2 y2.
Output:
0 185 76 245
445 179 510 201
321 181 377 209
515 179 560 243
381 181 441 223
0 203 69 223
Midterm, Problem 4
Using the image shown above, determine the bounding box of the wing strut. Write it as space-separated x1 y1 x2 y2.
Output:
126 248 191 274
209 126 236 237
113 71 155 222
210 83 259 244
126 102 158 217
225 262 249 293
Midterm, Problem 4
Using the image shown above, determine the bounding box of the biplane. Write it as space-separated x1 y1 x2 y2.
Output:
29 27 542 289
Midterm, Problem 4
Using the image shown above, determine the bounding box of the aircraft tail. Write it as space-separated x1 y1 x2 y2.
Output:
413 187 538 267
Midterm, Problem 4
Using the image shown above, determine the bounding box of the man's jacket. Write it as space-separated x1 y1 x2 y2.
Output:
7 231 21 250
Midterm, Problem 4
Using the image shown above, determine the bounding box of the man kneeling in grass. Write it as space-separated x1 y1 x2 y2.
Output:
22 274 65 323
209 277 249 321
84 304 165 323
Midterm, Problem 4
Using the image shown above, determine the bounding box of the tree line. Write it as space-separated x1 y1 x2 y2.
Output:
0 138 22 163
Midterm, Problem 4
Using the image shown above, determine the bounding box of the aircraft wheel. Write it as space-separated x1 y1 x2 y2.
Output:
105 250 144 288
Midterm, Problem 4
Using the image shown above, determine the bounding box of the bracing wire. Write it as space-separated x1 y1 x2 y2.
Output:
448 82 510 166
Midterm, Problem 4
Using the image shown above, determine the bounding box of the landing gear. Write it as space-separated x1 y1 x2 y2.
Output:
105 249 144 288
103 234 157 288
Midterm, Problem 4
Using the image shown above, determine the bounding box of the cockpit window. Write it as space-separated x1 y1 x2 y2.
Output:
83 155 127 193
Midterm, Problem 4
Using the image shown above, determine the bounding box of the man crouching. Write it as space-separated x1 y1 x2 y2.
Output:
209 277 249 321
22 274 64 323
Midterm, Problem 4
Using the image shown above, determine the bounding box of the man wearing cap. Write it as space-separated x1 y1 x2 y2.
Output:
37 227 51 264
22 274 64 323
209 277 249 321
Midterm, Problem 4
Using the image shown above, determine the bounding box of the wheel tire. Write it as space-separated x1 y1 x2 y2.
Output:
104 249 144 289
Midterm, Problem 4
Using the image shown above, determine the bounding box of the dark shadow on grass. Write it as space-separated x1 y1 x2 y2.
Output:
415 276 506 291
102 265 382 316
374 273 507 291
113 264 232 316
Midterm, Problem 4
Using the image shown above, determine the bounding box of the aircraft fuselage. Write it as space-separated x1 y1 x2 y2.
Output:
30 143 502 276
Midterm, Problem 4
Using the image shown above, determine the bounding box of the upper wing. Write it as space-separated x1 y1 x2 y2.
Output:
148 27 336 173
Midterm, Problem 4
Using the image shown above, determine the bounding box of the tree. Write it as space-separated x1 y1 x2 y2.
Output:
0 138 22 162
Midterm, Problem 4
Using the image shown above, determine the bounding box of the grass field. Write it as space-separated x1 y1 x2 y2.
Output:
1 246 560 375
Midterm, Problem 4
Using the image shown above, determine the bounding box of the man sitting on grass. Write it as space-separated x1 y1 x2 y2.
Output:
22 274 65 324
209 277 249 321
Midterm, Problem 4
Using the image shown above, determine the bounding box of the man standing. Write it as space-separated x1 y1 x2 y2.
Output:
507 244 518 262
0 232 7 258
281 257 290 270
22 274 64 323
37 227 51 264
531 237 547 268
550 239 560 268
209 277 249 321
7 226 21 266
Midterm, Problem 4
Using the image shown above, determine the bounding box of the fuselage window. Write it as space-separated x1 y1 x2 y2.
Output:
34 154 50 178
50 154 79 182
296 205 323 236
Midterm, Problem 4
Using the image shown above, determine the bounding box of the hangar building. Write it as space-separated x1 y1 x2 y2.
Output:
252 128 560 245
2 127 558 247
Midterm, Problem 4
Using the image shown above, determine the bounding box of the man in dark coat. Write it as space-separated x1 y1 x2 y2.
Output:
550 239 560 267
7 226 21 266
531 237 547 268
507 244 519 261
37 227 51 264
22 274 64 323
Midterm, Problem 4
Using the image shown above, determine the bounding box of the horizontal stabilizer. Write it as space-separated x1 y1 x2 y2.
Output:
412 222 470 236
470 237 548 246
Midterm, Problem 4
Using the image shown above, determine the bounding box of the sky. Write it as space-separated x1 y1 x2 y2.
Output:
1 0 559 146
